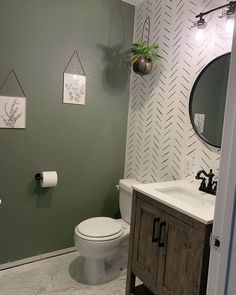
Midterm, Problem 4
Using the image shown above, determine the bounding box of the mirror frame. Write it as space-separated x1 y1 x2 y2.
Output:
189 52 231 149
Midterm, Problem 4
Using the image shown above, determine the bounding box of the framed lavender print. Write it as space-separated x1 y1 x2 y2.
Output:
0 96 26 129
63 73 86 105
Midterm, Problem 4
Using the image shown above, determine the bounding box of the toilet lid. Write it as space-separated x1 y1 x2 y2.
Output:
78 217 123 238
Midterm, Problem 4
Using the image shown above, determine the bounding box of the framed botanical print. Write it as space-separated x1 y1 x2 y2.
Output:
0 95 26 129
63 73 86 105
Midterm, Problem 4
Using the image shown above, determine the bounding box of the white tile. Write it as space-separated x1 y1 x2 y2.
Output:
0 252 127 295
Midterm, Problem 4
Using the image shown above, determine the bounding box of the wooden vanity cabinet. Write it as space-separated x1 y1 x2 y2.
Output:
132 198 162 292
126 191 212 295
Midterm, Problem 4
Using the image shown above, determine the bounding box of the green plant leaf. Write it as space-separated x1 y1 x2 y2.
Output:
131 55 139 64
129 40 162 65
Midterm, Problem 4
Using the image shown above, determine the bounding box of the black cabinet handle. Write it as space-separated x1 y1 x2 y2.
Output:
158 221 166 248
152 217 160 243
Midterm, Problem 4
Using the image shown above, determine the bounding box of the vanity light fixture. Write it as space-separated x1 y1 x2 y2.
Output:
219 1 236 19
192 14 207 29
192 14 207 41
192 0 236 37
219 1 236 33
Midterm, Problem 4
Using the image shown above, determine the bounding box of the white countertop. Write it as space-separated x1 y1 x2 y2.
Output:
132 180 215 224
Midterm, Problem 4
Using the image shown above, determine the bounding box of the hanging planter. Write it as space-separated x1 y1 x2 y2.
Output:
130 41 161 76
129 17 161 76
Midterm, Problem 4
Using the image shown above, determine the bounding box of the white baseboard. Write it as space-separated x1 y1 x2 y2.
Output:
0 247 77 271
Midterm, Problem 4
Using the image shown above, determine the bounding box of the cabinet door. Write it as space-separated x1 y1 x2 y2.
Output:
156 213 204 295
132 197 162 292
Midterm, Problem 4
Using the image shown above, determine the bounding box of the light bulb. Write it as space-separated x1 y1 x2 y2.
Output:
195 29 204 41
225 17 235 33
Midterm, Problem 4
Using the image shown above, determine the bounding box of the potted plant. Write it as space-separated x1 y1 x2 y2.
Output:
130 41 161 75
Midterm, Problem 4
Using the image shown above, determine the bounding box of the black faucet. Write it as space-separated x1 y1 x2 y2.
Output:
195 169 217 195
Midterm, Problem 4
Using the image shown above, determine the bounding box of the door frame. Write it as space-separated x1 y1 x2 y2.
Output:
207 26 236 295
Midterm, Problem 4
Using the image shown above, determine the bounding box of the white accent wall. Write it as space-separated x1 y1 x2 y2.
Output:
125 0 233 183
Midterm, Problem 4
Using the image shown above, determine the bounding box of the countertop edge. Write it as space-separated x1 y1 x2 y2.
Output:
132 182 214 225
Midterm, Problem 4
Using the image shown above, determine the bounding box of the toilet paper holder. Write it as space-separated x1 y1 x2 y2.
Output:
35 173 42 180
34 171 58 188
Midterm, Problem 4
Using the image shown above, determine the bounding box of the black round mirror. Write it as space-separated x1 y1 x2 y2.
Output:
189 53 231 148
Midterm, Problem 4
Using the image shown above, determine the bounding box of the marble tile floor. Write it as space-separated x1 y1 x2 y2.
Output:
0 251 128 295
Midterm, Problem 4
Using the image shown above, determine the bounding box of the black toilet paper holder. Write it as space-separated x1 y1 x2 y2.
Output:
35 173 42 181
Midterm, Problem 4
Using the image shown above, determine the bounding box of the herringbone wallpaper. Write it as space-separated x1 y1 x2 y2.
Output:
125 0 233 183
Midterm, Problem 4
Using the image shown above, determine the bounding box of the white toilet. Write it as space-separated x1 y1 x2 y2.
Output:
74 178 140 284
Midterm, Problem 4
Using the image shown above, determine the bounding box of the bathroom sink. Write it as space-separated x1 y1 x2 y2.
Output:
132 180 215 224
156 186 214 209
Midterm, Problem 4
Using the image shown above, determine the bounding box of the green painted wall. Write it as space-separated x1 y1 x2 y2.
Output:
0 0 134 264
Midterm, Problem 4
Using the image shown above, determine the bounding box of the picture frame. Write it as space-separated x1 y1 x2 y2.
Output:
0 95 26 129
63 73 86 105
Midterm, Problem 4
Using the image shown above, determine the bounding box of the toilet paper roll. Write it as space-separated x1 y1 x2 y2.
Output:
40 171 58 188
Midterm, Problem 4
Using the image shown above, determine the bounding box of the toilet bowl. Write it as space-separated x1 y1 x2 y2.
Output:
74 179 141 284
74 217 130 284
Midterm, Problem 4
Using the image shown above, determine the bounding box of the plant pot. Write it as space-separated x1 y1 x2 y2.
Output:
133 57 153 75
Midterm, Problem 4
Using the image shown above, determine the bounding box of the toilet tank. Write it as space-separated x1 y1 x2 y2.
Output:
119 179 141 224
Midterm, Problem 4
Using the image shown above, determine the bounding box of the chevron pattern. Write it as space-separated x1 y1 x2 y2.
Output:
125 0 232 183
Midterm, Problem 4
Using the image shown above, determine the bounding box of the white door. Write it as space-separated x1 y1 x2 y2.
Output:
226 209 236 294
207 26 236 295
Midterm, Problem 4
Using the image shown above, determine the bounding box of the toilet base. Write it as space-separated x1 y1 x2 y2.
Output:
82 253 127 285
74 219 130 285
84 258 106 284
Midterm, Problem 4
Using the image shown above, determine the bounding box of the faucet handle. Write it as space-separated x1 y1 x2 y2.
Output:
212 181 218 195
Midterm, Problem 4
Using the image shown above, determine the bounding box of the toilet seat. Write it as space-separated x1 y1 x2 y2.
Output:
75 217 124 241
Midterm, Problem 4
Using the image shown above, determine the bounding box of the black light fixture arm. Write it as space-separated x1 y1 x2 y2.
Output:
196 1 236 18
